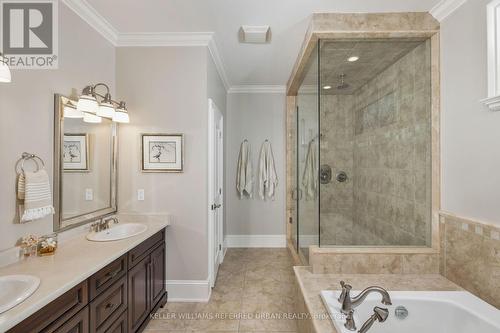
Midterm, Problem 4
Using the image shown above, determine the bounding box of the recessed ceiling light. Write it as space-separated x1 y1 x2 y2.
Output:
348 56 359 62
323 85 332 90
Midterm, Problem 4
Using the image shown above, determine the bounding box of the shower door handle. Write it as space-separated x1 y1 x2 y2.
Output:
291 188 303 200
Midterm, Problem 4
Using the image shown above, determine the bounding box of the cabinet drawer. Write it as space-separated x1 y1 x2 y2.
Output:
102 310 127 333
90 276 128 333
89 255 127 300
8 281 88 333
128 230 164 268
45 307 89 333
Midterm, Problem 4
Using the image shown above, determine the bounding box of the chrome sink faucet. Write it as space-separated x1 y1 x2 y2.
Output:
90 216 119 232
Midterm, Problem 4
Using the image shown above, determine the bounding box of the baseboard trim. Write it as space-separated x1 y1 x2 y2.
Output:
225 234 286 248
166 278 211 302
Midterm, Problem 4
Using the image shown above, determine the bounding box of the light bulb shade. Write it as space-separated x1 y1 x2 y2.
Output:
112 110 130 123
83 112 102 123
0 61 11 83
97 102 115 118
63 103 84 118
77 95 98 114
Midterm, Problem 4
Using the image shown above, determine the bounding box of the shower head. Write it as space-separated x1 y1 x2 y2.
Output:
337 73 349 90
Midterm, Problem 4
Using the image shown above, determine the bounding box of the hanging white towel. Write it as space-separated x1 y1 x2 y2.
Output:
236 140 254 198
258 141 278 201
302 139 318 201
17 172 26 200
20 169 55 223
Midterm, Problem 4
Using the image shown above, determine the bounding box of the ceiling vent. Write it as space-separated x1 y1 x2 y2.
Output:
240 25 271 44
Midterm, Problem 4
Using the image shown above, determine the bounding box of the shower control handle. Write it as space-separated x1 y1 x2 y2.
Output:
320 165 332 184
336 171 348 183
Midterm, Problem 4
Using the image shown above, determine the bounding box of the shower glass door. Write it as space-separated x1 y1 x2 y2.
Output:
296 45 320 262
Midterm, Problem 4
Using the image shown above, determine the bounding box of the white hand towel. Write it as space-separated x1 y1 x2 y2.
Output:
302 140 318 201
17 172 26 200
236 141 253 198
258 141 278 201
20 169 55 223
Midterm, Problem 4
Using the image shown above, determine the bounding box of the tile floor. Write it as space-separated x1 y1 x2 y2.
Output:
144 248 298 333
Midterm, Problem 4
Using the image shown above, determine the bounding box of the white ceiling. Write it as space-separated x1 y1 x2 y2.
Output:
84 0 442 88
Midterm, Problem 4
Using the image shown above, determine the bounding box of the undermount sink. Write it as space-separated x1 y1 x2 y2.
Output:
0 275 40 314
86 223 148 242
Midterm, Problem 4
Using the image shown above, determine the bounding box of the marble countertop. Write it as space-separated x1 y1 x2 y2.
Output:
0 216 169 332
294 266 462 333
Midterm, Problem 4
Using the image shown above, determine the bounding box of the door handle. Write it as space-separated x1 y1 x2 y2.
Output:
211 204 221 210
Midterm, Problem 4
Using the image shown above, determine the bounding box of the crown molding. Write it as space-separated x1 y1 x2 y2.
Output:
61 0 232 90
61 0 118 45
116 32 214 47
116 33 230 90
228 85 286 94
430 0 468 22
208 37 231 91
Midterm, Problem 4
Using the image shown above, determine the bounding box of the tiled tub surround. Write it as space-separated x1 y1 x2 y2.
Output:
0 216 170 332
294 266 461 333
319 40 432 247
440 213 500 309
309 246 439 274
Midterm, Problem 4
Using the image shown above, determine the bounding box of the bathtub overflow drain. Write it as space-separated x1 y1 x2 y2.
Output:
395 306 409 320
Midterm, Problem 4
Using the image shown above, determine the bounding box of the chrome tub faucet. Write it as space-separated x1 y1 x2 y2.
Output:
339 281 392 314
338 281 392 332
358 306 389 333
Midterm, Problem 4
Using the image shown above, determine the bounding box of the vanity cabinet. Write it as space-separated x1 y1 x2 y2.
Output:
128 243 166 332
7 230 167 333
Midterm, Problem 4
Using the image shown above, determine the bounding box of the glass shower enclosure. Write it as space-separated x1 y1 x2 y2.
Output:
293 38 433 262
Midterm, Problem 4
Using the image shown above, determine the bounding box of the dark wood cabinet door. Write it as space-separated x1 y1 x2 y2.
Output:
150 244 165 307
128 255 150 332
51 307 89 333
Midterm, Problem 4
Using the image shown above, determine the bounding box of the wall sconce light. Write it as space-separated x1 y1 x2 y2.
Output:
0 52 12 83
83 112 102 123
63 100 84 118
76 83 130 123
112 101 130 123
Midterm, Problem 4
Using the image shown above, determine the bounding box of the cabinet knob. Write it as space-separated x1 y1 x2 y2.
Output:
105 303 116 310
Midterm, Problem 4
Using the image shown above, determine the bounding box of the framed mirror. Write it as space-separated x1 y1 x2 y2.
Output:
53 94 117 231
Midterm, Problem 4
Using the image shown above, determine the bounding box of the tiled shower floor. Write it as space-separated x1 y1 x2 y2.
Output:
144 248 298 333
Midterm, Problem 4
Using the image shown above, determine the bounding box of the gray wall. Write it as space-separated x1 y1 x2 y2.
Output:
441 0 500 226
0 3 115 251
226 93 286 236
116 46 226 281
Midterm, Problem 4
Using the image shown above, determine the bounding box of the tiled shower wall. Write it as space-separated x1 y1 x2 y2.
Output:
320 95 355 245
320 40 432 246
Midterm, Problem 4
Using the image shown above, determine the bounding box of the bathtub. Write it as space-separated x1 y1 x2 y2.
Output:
321 290 500 333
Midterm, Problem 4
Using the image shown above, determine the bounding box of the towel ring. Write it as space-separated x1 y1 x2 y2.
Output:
17 153 45 173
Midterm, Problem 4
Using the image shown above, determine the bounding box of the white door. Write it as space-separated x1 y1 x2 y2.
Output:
208 99 224 288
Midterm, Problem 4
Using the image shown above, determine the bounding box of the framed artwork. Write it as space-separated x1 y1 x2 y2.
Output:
141 134 184 172
63 134 89 171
